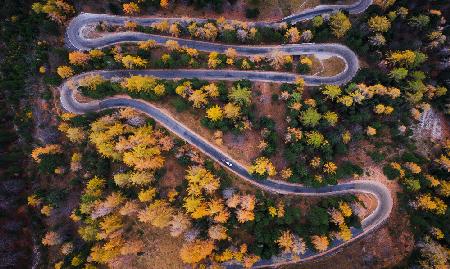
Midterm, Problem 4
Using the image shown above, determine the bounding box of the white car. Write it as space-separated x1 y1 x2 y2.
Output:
221 159 233 167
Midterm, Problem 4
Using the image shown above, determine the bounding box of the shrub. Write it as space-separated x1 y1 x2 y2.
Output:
336 161 363 178
171 97 190 112
80 81 121 99
367 150 385 163
296 63 311 74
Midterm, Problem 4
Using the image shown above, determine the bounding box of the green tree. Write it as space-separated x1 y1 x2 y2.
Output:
300 108 322 127
228 85 252 106
307 207 329 235
389 68 408 81
408 15 430 29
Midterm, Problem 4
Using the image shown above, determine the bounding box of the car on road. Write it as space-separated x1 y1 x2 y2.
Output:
221 159 233 167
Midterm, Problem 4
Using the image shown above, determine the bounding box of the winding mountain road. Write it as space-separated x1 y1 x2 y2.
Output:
67 14 361 86
61 0 393 267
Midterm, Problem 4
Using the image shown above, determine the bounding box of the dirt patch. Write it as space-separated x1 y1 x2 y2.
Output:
157 155 185 192
310 55 346 77
355 193 378 220
134 224 185 269
252 82 290 176
319 56 346 77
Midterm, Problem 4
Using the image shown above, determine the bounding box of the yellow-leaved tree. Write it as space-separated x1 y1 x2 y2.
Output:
121 75 165 96
31 144 63 163
57 66 74 78
138 199 174 228
329 12 351 38
223 103 241 119
368 16 391 32
206 105 223 122
249 157 277 177
121 55 148 69
179 240 215 264
89 112 171 170
188 89 208 108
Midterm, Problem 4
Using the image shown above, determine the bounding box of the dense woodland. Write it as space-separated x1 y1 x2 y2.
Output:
0 0 449 268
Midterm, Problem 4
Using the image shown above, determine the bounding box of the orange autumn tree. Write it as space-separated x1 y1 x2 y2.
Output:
68 51 90 66
311 235 329 252
180 240 215 264
160 0 170 8
122 2 140 14
31 144 63 163
276 230 294 252
57 65 74 78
